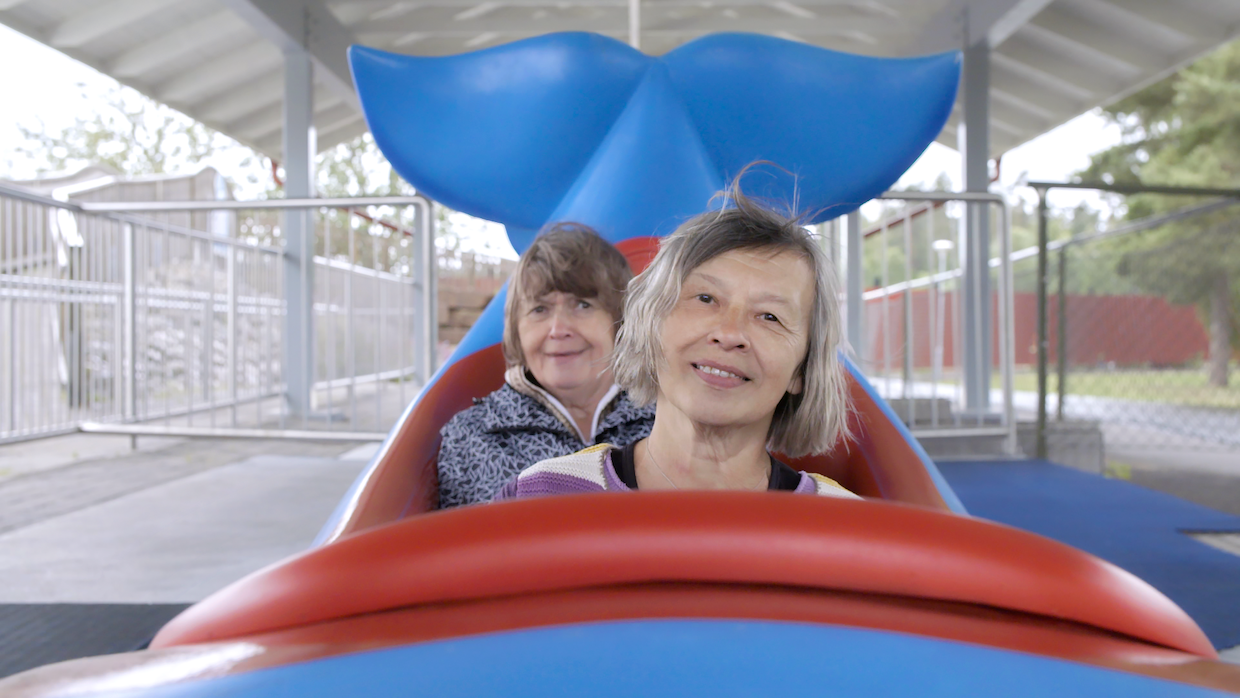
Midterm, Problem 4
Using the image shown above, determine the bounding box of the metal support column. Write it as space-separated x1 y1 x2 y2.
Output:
1035 189 1049 459
282 48 317 417
958 39 992 414
628 0 641 49
845 210 864 362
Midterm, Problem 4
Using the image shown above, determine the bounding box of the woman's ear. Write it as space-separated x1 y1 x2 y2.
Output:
787 372 804 395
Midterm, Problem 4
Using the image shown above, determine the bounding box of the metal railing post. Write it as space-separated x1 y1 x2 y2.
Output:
1056 243 1068 423
999 200 1017 455
424 201 438 380
845 210 863 362
902 210 914 422
1035 188 1049 459
227 246 237 425
204 240 215 426
122 223 137 423
411 206 425 387
4 299 14 433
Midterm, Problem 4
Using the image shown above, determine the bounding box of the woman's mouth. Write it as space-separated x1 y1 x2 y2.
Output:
692 362 750 385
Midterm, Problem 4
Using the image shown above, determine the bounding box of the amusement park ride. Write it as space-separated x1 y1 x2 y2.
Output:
5 31 1240 697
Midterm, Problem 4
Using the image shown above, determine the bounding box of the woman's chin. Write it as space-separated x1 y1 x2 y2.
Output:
678 408 752 431
540 373 606 399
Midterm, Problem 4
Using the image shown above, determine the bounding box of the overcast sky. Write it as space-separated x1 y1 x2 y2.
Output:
0 22 1122 259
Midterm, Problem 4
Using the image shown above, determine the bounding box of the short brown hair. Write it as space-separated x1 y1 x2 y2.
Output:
503 222 633 367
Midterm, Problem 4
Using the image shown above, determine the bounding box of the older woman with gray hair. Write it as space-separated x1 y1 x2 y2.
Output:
494 180 858 500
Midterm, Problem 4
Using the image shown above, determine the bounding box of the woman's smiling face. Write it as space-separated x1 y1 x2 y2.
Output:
518 291 616 400
656 247 815 431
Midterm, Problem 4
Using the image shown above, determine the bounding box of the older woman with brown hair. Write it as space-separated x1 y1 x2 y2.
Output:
494 181 858 500
436 223 655 508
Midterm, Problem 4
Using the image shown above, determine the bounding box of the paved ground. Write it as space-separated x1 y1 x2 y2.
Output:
0 454 370 603
0 433 370 602
0 436 365 537
0 429 1235 667
1105 440 1240 517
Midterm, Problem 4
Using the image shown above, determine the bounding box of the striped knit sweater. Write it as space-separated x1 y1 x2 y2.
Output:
493 443 860 500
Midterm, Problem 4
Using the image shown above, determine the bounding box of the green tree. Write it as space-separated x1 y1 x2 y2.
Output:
1080 39 1240 386
14 83 238 177
309 133 470 274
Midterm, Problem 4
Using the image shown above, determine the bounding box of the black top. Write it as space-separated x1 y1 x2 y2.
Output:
612 440 803 491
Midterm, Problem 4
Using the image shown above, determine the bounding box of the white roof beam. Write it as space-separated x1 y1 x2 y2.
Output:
314 118 370 152
353 13 893 37
197 72 284 124
238 89 345 141
991 53 1093 104
988 118 1025 141
109 10 246 78
222 0 361 110
1084 0 1231 45
988 96 1051 131
232 104 287 142
316 104 365 135
1028 5 1168 73
454 2 502 21
50 0 181 48
335 0 902 8
256 114 367 155
990 62 1086 116
158 42 282 105
995 33 1126 97
911 0 1055 53
1017 23 1141 80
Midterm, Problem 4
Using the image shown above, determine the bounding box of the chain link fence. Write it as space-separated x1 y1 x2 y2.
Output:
1019 189 1240 468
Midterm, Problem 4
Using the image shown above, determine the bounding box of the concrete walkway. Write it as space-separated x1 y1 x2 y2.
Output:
0 434 372 603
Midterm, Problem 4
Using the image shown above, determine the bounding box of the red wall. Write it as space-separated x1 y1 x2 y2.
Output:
864 290 1210 369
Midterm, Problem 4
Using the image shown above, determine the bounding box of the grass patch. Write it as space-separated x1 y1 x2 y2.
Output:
1006 367 1240 410
1104 461 1132 481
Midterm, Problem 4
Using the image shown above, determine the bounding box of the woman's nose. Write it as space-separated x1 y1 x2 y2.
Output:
709 307 747 349
547 306 575 337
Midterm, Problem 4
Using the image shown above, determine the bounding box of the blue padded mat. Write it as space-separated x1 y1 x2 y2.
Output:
937 459 1240 650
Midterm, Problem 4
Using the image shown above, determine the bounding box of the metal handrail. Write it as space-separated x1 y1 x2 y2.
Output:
1 187 438 444
848 192 1016 455
76 196 429 212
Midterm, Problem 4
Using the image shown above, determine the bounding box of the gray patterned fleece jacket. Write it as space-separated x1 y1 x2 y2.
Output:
435 366 655 508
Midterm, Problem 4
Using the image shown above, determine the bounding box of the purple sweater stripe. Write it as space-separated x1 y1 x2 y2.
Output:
504 470 608 499
494 449 828 500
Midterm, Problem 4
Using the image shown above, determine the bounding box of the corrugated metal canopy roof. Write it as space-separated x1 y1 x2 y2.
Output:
3 0 1239 161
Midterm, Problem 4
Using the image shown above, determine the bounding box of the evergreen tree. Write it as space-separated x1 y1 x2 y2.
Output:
1081 39 1240 386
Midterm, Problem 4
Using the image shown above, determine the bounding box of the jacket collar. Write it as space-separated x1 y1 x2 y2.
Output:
503 365 624 442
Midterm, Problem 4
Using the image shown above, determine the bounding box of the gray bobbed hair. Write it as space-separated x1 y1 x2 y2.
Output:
612 177 852 457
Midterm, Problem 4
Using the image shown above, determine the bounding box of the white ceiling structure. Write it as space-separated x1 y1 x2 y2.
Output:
3 0 1240 160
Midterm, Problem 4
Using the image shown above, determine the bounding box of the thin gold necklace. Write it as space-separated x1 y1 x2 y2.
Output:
644 440 680 490
643 441 769 491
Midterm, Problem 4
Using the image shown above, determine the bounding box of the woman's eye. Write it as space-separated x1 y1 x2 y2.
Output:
696 293 713 304
761 313 780 323
529 306 547 314
577 299 592 309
